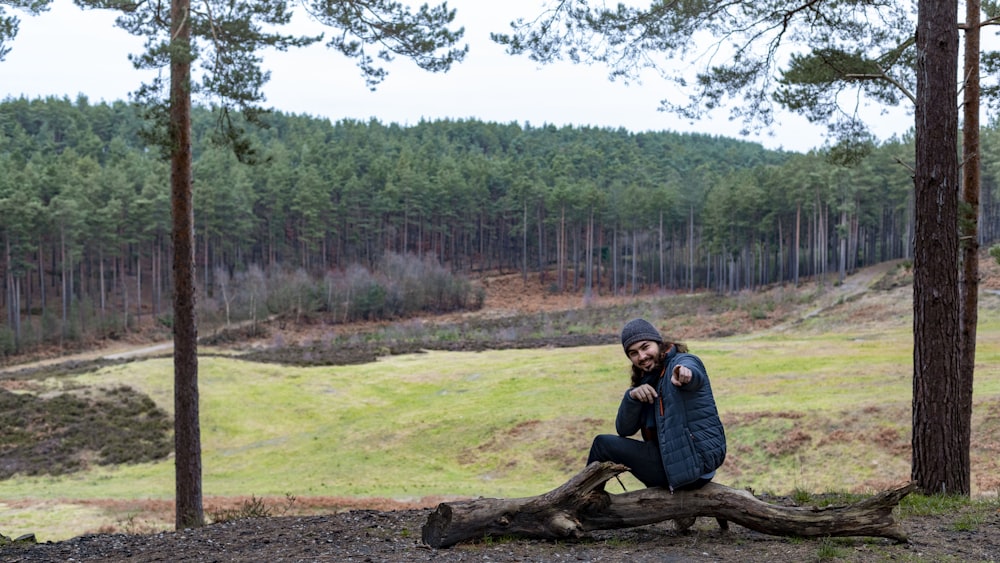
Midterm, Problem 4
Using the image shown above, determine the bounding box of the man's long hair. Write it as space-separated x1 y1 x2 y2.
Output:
629 341 689 387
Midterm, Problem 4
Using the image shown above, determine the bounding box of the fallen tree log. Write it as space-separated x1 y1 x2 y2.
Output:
421 461 916 548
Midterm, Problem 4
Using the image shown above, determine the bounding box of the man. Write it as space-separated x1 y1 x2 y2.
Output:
588 318 726 492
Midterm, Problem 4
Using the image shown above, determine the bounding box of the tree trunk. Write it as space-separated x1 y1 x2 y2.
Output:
536 205 544 284
849 207 860 274
521 200 528 285
688 206 695 292
612 227 618 294
558 206 566 291
658 210 664 289
585 210 594 299
37 239 45 312
60 224 67 346
958 0 981 495
791 203 802 287
839 209 848 284
5 236 19 350
630 230 638 295
912 0 965 494
422 462 914 549
171 0 204 529
136 253 142 328
12 277 21 350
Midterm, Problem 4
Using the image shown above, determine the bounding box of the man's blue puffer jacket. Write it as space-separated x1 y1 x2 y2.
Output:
615 347 726 490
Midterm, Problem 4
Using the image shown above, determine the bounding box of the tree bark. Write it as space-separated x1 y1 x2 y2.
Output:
171 0 204 529
912 0 964 495
958 0 981 495
422 462 915 549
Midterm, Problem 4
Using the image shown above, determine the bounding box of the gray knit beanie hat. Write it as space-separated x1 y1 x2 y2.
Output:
621 318 662 353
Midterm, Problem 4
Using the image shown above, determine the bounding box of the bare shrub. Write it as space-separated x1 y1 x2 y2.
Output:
321 253 482 323
266 266 323 321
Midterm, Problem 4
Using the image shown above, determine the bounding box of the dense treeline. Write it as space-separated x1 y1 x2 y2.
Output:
2 96 999 356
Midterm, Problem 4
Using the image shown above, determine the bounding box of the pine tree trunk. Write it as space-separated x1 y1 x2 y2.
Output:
958 0 981 496
912 0 965 495
171 0 204 529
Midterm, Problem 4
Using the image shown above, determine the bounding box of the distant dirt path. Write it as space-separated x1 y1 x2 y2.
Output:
0 341 175 375
797 260 901 320
102 342 173 360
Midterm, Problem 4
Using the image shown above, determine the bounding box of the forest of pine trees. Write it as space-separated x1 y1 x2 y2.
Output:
2 95 999 356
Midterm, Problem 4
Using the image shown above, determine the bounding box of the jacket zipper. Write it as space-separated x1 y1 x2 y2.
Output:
658 364 666 416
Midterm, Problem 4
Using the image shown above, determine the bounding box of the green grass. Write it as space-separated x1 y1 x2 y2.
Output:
815 538 851 559
0 501 110 541
1 316 998 541
898 493 999 534
899 493 967 516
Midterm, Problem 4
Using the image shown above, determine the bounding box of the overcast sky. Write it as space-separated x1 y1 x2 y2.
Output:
2 0 913 152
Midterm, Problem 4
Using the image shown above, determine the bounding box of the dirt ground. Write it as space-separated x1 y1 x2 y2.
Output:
3 258 1000 562
4 501 1000 562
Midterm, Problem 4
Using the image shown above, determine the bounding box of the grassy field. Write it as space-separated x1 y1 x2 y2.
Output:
2 289 1000 542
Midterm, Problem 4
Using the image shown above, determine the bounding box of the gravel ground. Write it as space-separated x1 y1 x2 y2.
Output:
3 504 1000 562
